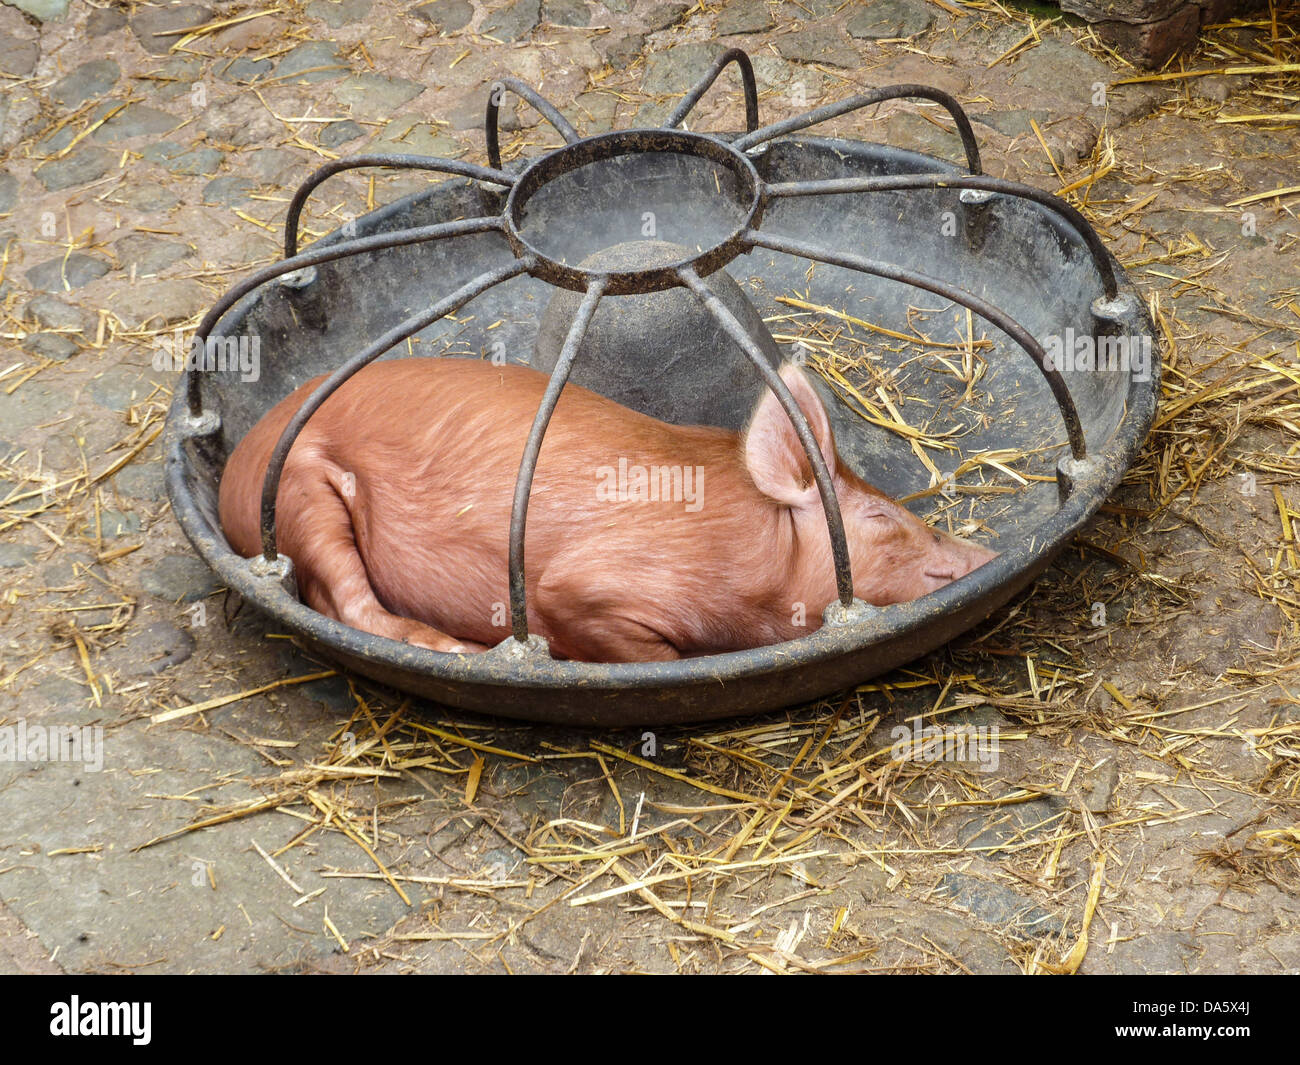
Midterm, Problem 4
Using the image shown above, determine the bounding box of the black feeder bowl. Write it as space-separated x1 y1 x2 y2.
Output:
165 51 1159 726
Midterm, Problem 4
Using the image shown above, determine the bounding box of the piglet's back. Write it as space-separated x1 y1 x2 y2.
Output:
217 359 743 565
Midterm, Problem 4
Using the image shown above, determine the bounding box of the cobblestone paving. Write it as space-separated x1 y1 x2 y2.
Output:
0 1 1297 973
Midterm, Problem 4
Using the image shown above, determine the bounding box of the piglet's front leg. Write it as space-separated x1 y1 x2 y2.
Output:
533 566 682 663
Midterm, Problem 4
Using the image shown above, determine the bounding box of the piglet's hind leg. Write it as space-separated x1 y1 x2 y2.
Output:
277 465 483 655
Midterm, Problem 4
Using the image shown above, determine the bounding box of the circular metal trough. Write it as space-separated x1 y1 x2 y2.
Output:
164 49 1160 726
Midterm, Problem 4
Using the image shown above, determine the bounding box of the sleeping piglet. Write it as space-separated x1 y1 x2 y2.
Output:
219 359 997 662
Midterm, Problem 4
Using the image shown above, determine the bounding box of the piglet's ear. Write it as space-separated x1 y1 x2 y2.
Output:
743 363 836 508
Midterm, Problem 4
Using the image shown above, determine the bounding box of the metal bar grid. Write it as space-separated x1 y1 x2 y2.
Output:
182 56 1124 655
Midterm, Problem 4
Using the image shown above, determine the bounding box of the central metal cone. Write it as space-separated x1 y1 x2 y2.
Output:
533 240 785 430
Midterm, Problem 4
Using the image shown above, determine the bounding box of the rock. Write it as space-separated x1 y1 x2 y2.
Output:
0 87 40 152
203 175 257 205
22 333 79 360
141 555 221 603
0 381 66 430
631 98 674 126
218 56 273 84
717 0 773 35
0 172 16 213
644 2 688 32
130 3 213 56
601 33 645 71
776 26 859 68
333 74 426 119
104 183 181 212
113 462 165 501
370 116 461 157
152 53 204 90
855 903 1019 973
50 59 122 108
25 295 94 333
112 234 194 275
244 147 300 185
40 551 93 585
277 40 347 84
751 54 791 90
481 0 541 41
0 543 39 567
641 42 724 95
141 141 225 176
34 148 116 191
447 94 490 131
955 796 1065 857
1008 38 1112 114
574 91 619 135
1060 1 1198 69
3 0 70 19
88 365 156 410
885 111 963 160
319 119 365 148
25 254 111 293
88 509 141 538
543 0 589 25
0 34 38 77
1192 74 1239 104
86 7 128 34
199 96 282 147
937 873 1063 939
411 0 473 30
500 100 538 131
105 620 196 676
94 104 181 141
307 0 372 28
974 108 1052 139
34 124 78 156
846 0 933 39
114 279 209 329
211 14 286 50
1083 758 1119 813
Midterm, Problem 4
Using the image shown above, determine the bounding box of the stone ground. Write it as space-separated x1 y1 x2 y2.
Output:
0 0 1298 974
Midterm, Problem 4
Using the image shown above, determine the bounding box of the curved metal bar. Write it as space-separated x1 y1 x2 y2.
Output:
486 76 581 172
284 154 514 257
677 266 856 608
746 230 1088 459
507 277 608 641
258 258 535 560
763 172 1119 299
664 47 760 134
732 84 982 174
186 217 506 416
